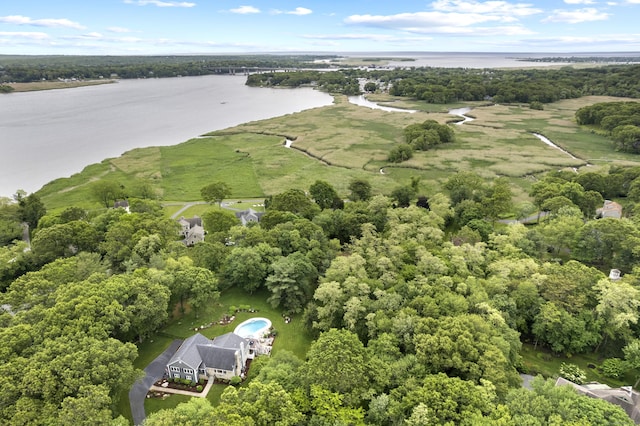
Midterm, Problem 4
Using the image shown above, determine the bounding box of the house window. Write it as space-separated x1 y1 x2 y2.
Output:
170 366 180 373
182 368 193 375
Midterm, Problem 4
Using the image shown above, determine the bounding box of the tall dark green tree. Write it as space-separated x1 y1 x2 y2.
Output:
309 180 340 210
201 181 231 207
348 178 372 202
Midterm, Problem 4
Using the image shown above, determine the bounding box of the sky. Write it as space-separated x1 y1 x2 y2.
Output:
1 0 640 55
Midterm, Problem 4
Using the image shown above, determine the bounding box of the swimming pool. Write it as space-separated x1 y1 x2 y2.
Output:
234 317 272 339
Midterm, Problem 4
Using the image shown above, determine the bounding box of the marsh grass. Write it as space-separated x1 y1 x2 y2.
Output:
38 95 640 211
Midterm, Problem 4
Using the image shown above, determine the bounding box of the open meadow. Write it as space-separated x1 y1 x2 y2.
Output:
38 94 640 211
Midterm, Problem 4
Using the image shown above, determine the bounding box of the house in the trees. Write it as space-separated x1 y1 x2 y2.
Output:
597 200 623 219
555 378 640 423
177 216 205 246
166 332 250 382
114 200 130 213
235 208 265 226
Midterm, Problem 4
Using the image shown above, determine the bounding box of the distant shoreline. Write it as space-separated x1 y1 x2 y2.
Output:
5 79 116 93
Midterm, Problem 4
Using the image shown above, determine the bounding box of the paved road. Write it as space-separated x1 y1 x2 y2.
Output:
129 339 183 425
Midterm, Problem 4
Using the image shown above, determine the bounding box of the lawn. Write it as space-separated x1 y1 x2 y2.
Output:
520 343 638 388
127 286 313 422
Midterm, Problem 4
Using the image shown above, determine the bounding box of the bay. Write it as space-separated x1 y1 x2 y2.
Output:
0 75 333 197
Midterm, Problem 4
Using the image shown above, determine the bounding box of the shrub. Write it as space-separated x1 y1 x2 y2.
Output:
230 376 242 386
196 385 203 392
228 306 237 316
530 101 544 110
559 363 587 384
601 358 624 379
388 143 413 163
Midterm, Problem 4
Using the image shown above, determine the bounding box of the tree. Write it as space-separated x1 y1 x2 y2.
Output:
532 302 599 355
507 376 633 425
268 189 320 219
18 192 46 229
388 374 498 425
217 381 304 426
573 218 640 271
364 82 377 93
309 180 340 210
623 339 640 387
414 314 521 397
391 185 416 207
266 252 317 313
594 277 640 348
30 221 100 265
348 178 372 202
201 208 239 234
388 143 413 163
58 385 115 426
483 177 513 222
444 172 486 205
144 398 218 425
301 329 370 406
90 181 124 208
0 201 22 245
201 181 231 207
222 245 274 293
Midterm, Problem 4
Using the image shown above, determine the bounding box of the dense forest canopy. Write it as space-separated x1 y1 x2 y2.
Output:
247 64 640 103
3 165 640 423
0 54 339 82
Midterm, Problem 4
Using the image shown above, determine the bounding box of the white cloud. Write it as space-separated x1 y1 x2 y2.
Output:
0 15 85 30
272 7 313 15
107 26 133 33
430 0 542 17
229 5 260 14
123 0 196 7
543 8 610 23
564 0 595 4
0 31 50 40
346 12 502 28
304 33 412 42
344 2 543 37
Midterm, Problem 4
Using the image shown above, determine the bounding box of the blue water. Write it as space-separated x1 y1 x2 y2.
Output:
236 319 268 336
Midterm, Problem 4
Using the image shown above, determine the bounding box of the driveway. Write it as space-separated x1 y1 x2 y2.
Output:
129 339 183 425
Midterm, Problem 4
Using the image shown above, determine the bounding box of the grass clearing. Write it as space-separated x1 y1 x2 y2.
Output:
125 286 313 421
520 343 637 388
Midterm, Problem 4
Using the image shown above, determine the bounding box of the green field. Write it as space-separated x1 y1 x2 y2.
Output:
37 94 640 211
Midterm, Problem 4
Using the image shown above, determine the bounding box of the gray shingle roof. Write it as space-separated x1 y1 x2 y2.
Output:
198 345 238 371
167 332 248 373
212 332 246 350
167 333 210 370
